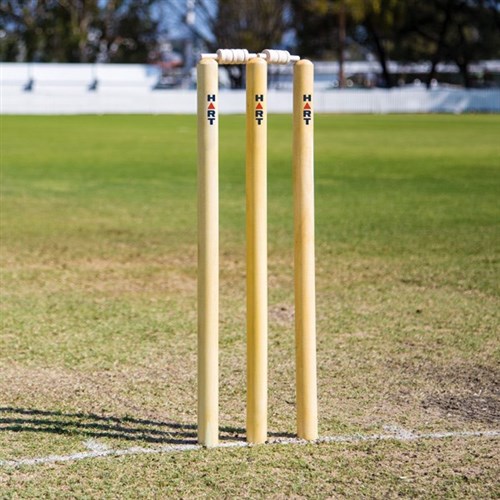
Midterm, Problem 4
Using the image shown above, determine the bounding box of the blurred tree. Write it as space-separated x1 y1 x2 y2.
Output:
187 0 289 88
291 0 500 88
356 0 404 88
0 0 160 63
291 0 402 87
397 0 500 88
213 0 287 51
290 0 348 86
290 0 338 60
2 0 498 88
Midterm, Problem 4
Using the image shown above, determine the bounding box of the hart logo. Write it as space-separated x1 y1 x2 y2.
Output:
207 94 216 125
255 95 264 125
303 95 312 125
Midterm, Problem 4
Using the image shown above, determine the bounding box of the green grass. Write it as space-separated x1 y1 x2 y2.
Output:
1 114 499 497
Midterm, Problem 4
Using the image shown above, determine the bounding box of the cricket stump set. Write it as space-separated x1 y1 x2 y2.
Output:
197 49 317 447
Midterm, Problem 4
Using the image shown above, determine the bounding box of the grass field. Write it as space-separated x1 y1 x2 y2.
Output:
1 114 499 497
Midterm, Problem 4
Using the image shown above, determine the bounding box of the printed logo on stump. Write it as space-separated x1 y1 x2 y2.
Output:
255 95 264 125
303 94 312 125
207 94 216 125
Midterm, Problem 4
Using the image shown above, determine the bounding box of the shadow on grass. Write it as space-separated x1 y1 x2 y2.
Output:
0 407 294 445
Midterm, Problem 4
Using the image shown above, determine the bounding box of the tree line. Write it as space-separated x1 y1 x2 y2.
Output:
1 0 499 88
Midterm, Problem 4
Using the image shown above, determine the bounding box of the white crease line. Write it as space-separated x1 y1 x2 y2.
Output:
318 429 500 444
0 444 201 467
383 425 417 439
84 439 111 453
1 429 498 468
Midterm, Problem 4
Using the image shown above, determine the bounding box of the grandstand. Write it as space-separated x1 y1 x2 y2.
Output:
1 62 499 114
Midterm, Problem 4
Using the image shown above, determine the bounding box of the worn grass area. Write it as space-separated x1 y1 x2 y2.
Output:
2 439 499 497
1 114 499 497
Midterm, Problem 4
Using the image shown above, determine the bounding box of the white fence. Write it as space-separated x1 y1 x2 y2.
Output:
2 63 499 114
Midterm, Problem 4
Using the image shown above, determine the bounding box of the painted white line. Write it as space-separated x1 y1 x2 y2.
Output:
318 429 500 444
0 443 201 468
0 428 498 468
383 425 417 440
84 439 111 453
